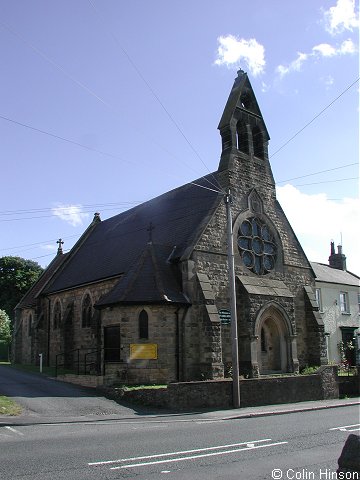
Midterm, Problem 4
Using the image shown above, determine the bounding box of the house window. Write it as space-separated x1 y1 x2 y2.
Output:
104 326 120 362
139 310 149 339
81 294 92 328
340 292 349 314
28 314 32 336
315 288 323 312
53 301 61 329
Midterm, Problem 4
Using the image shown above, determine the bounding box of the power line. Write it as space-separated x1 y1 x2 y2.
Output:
87 0 224 194
276 162 359 184
0 113 134 164
0 18 223 194
270 77 360 159
1 202 222 262
0 201 142 217
293 177 358 187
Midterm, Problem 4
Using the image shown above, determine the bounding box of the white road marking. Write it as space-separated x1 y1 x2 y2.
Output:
5 426 24 436
110 441 288 470
330 423 360 432
88 438 273 467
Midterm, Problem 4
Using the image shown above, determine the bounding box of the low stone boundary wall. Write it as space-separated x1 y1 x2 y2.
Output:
119 366 339 410
56 374 104 387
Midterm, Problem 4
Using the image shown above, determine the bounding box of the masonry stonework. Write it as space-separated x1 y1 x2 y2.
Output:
14 70 326 388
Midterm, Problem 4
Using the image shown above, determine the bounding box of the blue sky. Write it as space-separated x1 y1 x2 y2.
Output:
0 0 359 272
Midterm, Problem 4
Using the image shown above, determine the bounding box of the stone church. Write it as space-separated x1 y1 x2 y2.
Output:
14 70 326 384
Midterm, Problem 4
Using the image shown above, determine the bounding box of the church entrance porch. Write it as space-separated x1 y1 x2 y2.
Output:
258 316 286 374
250 303 298 377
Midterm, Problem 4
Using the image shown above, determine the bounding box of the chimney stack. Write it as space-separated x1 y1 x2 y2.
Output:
328 241 347 271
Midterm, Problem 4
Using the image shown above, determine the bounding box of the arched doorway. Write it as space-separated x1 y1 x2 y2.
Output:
255 305 292 375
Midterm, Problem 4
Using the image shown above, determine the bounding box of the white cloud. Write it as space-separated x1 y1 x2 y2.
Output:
276 184 360 273
312 43 337 57
52 204 89 227
276 52 308 78
214 35 266 76
324 0 359 35
276 39 357 78
339 38 357 53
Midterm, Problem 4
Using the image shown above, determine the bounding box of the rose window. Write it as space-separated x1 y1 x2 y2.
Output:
237 217 277 275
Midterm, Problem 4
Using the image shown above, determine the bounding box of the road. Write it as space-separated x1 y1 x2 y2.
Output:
1 405 359 479
0 364 147 419
0 366 359 479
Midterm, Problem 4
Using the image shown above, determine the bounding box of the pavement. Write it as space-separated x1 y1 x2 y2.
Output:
1 396 359 427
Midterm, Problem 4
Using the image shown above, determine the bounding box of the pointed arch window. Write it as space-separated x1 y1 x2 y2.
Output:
82 294 92 328
28 314 32 336
252 125 264 159
53 301 61 330
236 121 249 154
139 310 149 339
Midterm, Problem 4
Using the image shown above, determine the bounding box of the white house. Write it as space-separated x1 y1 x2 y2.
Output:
311 243 360 366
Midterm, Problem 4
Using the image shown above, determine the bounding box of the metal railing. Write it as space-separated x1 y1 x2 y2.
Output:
55 347 121 377
55 348 80 377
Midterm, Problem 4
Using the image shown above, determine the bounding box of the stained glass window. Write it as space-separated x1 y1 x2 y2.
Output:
238 216 277 275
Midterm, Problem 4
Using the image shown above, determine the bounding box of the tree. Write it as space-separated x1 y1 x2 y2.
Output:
0 256 43 320
0 309 11 344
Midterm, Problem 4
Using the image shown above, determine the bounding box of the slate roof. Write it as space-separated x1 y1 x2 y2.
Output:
44 174 223 294
311 262 360 287
16 252 69 309
96 243 189 307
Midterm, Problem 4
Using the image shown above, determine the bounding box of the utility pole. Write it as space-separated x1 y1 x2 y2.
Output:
224 191 240 408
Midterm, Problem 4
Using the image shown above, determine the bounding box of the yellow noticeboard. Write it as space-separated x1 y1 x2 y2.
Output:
130 344 158 360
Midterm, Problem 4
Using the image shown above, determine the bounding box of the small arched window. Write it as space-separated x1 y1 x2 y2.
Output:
28 314 32 336
236 121 249 154
139 310 149 339
82 294 92 328
252 125 264 159
53 301 61 330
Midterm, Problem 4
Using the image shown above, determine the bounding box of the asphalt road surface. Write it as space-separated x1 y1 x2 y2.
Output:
0 365 143 419
0 404 359 479
0 366 359 479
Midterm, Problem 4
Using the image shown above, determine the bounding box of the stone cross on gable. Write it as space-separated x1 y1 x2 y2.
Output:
147 222 155 244
57 238 64 255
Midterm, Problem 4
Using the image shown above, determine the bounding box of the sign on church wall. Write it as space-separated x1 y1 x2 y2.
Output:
219 309 231 325
130 343 158 360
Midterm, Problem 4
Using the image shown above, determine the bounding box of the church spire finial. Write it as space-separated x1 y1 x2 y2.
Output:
56 238 64 255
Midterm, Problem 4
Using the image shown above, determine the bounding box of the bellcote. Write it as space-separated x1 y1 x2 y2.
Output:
218 70 270 172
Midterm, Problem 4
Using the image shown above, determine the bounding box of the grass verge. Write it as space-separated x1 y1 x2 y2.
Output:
0 396 22 416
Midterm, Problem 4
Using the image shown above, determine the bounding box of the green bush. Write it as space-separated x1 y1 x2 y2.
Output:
300 365 320 375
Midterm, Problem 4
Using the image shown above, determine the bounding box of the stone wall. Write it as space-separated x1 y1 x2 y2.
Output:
119 366 339 410
101 303 183 384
